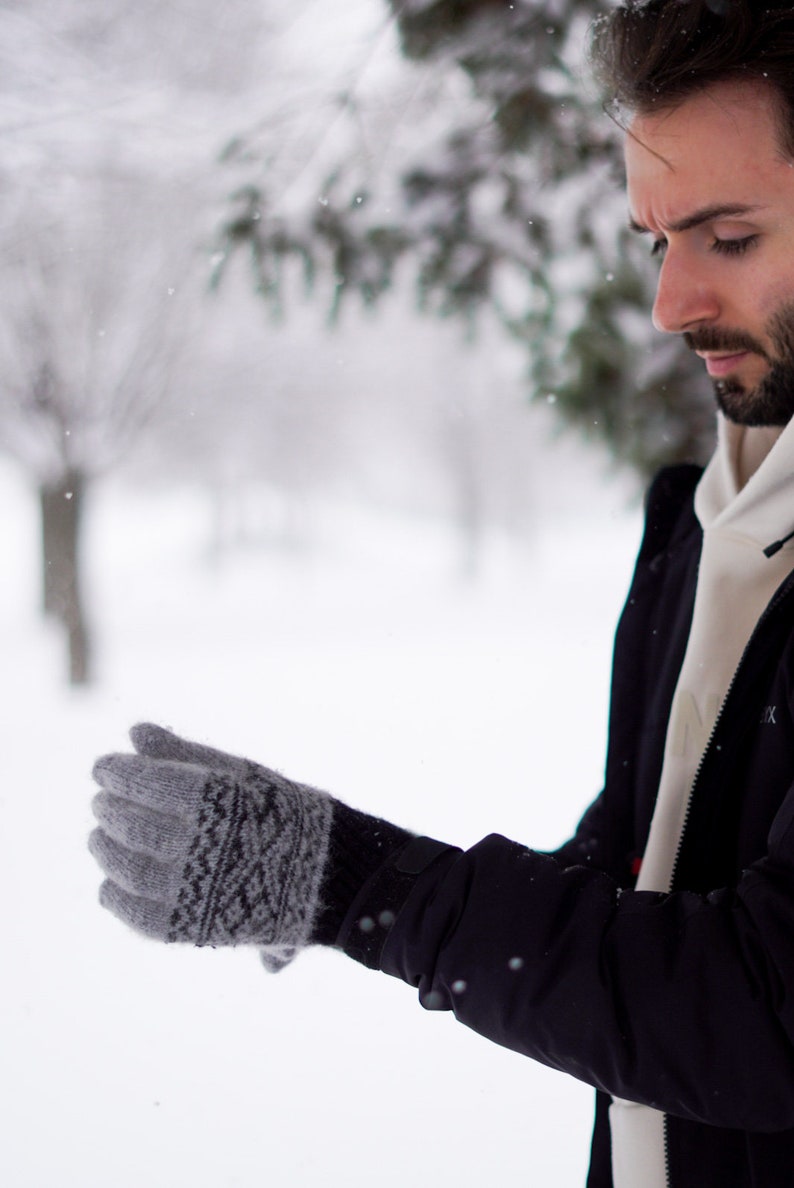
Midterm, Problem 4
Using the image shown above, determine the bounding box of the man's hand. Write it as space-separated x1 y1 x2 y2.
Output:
89 724 334 969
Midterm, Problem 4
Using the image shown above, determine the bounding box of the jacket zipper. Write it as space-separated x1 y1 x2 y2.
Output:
661 569 794 1187
668 571 794 891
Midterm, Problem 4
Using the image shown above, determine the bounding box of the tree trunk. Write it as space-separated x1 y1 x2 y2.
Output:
40 469 92 686
443 413 485 581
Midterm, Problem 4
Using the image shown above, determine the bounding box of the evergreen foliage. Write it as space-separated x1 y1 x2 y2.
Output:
217 0 716 479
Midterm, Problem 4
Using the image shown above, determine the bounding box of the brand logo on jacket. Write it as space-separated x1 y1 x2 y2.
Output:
670 691 721 758
760 705 778 726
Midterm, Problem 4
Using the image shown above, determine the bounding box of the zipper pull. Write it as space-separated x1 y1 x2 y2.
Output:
764 529 794 558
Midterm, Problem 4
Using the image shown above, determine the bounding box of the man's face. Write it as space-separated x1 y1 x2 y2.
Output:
625 80 794 426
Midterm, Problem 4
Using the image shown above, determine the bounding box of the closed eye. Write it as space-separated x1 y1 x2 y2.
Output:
649 234 759 260
711 235 759 257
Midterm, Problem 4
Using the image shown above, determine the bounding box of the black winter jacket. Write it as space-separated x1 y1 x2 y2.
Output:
336 465 794 1187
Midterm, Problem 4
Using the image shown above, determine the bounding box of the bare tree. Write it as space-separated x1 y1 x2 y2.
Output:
0 0 279 684
0 162 201 682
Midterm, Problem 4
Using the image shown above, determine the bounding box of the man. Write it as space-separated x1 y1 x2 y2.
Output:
88 3 794 1185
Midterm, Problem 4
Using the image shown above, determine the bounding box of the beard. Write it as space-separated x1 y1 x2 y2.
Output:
684 304 794 427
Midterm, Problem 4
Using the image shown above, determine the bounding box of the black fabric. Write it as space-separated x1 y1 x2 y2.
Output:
312 800 413 947
338 835 455 969
334 463 794 1187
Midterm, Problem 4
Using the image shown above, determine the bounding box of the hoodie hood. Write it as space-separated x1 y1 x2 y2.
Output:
695 414 794 550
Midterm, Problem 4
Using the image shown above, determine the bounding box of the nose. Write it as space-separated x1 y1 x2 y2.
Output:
652 251 721 335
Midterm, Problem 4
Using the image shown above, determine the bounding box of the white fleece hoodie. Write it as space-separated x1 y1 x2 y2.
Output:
610 413 794 1188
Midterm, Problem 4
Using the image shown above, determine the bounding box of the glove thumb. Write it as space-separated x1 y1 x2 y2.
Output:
130 722 250 779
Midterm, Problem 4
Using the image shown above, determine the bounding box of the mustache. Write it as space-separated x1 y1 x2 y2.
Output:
683 327 770 361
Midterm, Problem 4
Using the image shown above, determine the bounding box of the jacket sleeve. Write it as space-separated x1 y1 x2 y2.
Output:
545 788 610 870
337 816 794 1134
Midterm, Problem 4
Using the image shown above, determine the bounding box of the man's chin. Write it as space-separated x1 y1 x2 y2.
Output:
714 378 794 428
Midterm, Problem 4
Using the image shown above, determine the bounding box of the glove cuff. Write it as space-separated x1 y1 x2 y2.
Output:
312 800 414 947
258 783 335 971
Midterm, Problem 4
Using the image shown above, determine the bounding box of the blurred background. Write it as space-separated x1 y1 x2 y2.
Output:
0 2 715 1185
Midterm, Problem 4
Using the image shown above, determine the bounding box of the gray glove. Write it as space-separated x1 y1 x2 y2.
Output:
89 723 334 971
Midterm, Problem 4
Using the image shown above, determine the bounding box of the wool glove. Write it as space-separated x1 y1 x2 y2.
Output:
90 723 335 971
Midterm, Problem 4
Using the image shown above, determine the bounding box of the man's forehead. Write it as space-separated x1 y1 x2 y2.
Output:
624 78 786 173
624 81 791 230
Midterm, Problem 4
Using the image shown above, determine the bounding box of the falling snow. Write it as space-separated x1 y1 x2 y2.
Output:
1 457 639 1187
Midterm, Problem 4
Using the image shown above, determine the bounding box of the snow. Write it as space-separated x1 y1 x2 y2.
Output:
0 456 642 1187
0 3 660 1179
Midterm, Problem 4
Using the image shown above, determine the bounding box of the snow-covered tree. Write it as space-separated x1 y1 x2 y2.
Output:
216 0 716 478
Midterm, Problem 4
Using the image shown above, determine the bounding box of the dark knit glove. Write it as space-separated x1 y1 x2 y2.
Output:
90 723 334 971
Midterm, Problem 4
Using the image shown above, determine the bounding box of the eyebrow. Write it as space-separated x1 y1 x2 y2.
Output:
628 203 767 236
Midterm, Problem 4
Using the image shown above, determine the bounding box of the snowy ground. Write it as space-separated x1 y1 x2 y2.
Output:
0 457 641 1188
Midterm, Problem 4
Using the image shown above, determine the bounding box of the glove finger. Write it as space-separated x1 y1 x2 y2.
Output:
89 829 180 900
130 723 250 779
92 753 210 815
91 790 187 860
98 878 173 941
259 944 299 973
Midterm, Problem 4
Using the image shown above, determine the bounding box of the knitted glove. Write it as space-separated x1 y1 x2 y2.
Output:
89 723 334 971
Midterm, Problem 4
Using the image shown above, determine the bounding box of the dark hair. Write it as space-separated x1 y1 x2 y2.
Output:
590 1 794 152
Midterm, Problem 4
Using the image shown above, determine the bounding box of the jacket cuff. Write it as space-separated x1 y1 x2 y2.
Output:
338 835 458 969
